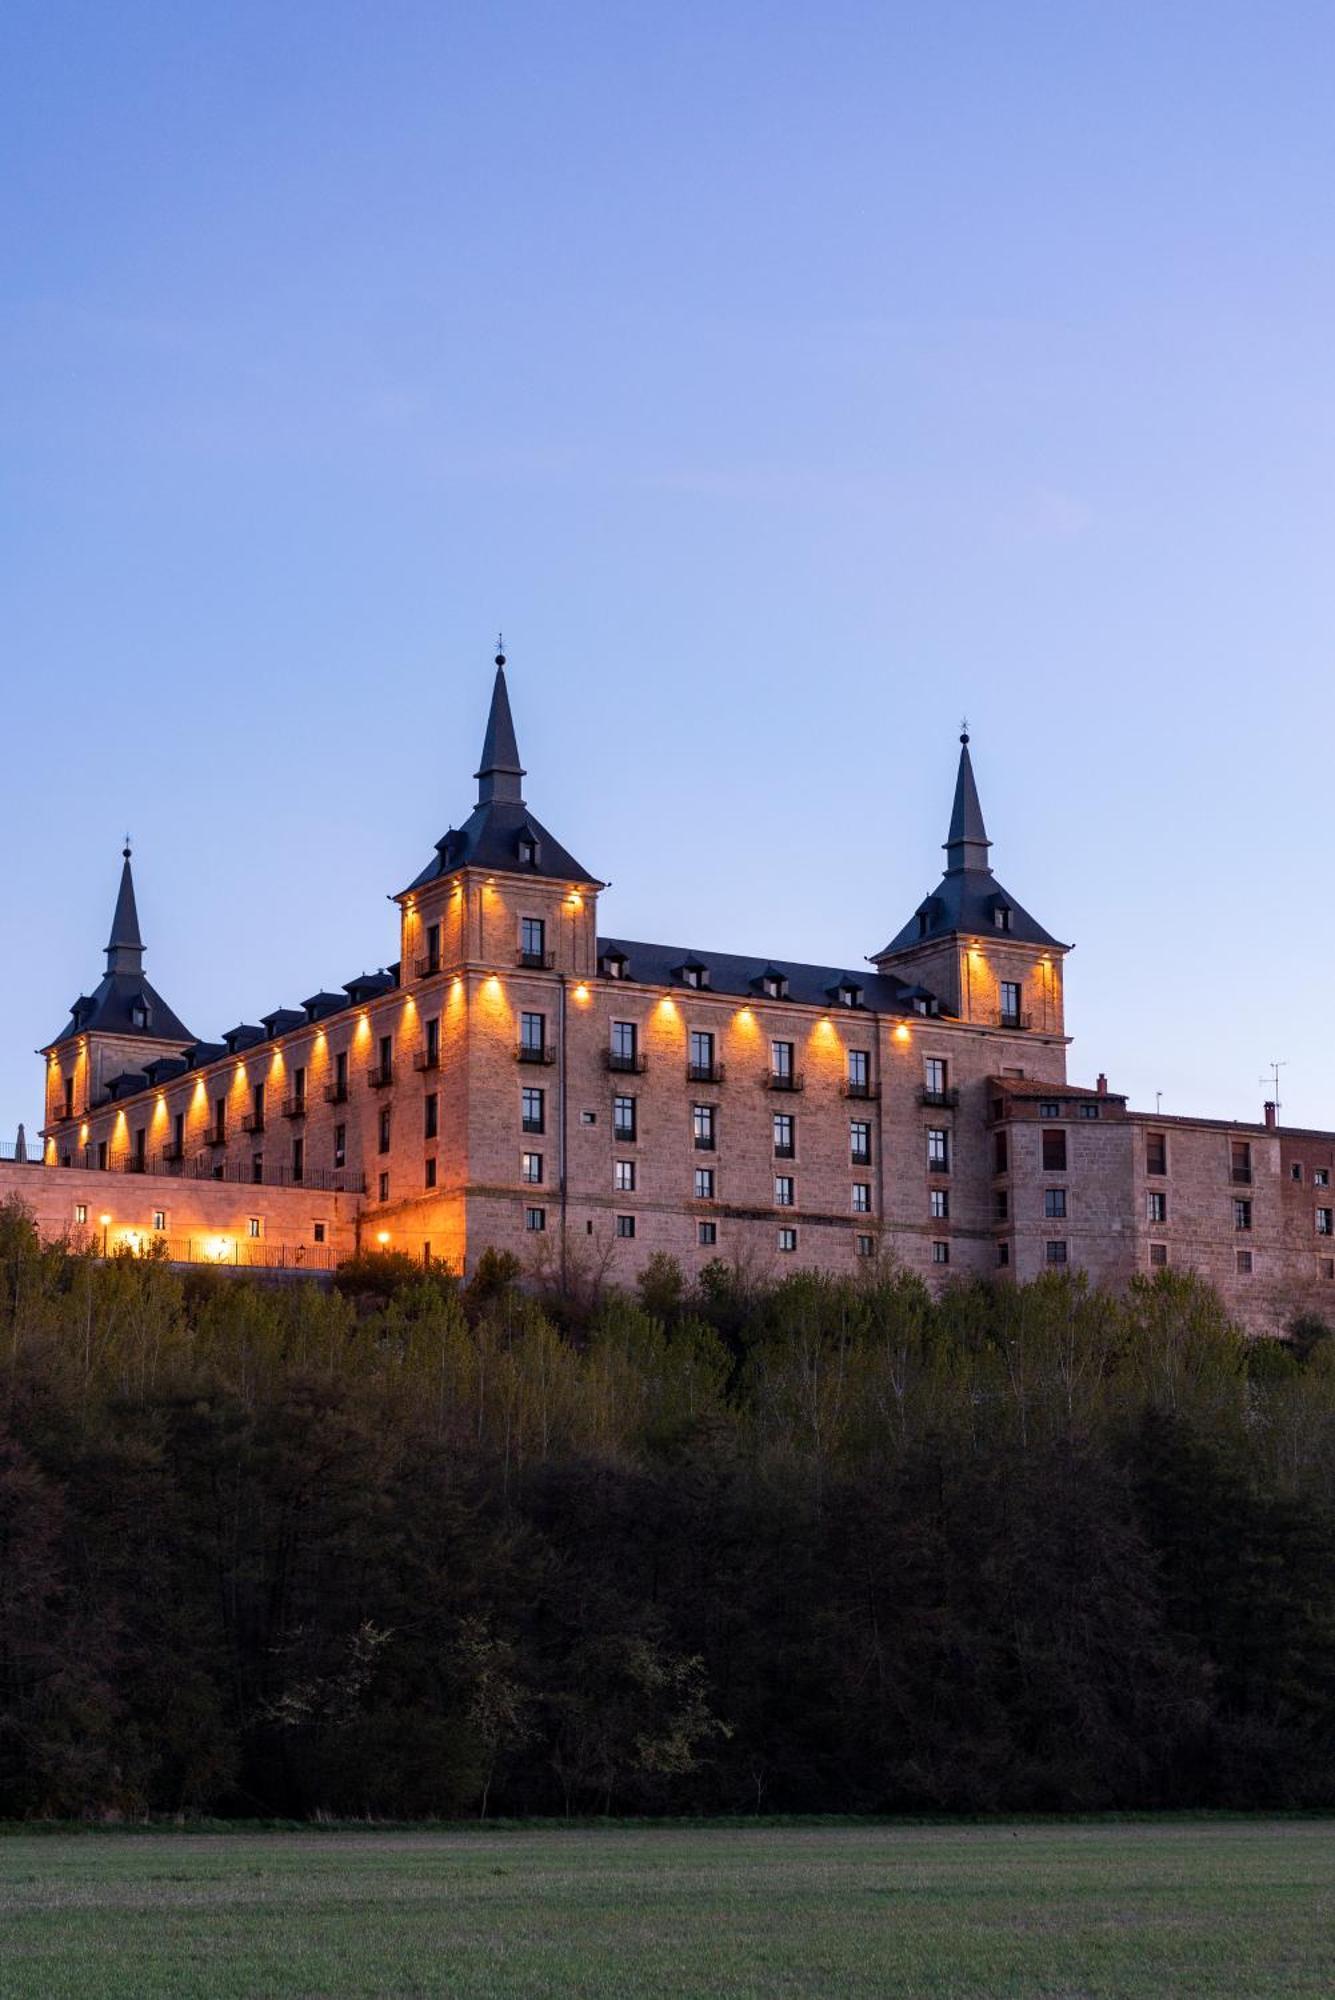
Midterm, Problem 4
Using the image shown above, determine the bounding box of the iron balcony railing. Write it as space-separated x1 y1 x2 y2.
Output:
416 955 442 979
999 1012 1033 1031
205 1128 228 1149
281 1095 307 1119
324 1081 349 1104
687 1061 725 1084
1232 1166 1253 1184
766 1071 804 1093
516 948 556 970
604 1049 647 1074
366 1064 395 1089
241 1111 265 1134
37 1152 365 1194
842 1079 879 1099
413 1050 441 1073
918 1087 960 1109
516 1044 557 1066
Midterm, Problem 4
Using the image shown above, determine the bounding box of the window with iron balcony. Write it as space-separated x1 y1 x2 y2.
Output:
605 1021 645 1073
517 917 553 969
687 1031 722 1084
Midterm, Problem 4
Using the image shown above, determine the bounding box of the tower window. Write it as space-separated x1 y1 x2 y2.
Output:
1045 1240 1069 1266
1045 1188 1067 1219
932 1240 950 1265
1148 1190 1167 1224
778 1227 797 1253
615 1213 636 1239
1000 982 1023 1028
993 905 1013 932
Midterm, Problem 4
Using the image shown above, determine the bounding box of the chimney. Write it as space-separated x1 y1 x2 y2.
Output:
1096 1072 1108 1097
1264 1100 1277 1130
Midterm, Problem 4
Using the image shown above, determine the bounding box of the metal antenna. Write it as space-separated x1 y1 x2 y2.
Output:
1259 1059 1287 1114
1155 1091 1162 1115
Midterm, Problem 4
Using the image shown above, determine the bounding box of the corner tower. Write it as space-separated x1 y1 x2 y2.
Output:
42 845 194 1140
871 731 1070 1043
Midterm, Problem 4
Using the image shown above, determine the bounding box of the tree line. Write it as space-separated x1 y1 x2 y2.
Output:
1 1196 1334 1819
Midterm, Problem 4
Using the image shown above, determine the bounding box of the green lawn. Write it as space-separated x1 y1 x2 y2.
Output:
1 1821 1332 1998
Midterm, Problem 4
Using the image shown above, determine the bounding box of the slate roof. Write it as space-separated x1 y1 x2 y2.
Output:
596 938 931 1015
48 973 194 1050
403 660 600 892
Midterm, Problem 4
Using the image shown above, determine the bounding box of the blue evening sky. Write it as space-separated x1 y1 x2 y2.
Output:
2 2 1331 1131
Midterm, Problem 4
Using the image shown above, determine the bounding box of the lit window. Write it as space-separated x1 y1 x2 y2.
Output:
74 1202 88 1225
522 1152 544 1185
614 1159 636 1192
248 1217 261 1240
1317 1210 1334 1236
693 1104 716 1150
850 1121 871 1165
1234 1199 1253 1232
313 1221 327 1244
774 1176 794 1208
522 1087 545 1134
927 1128 949 1172
613 1095 636 1141
152 1209 166 1232
615 1213 636 1238
778 1227 797 1253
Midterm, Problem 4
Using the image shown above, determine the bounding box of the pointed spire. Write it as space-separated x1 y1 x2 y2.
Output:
943 727 991 874
475 643 526 806
105 840 145 974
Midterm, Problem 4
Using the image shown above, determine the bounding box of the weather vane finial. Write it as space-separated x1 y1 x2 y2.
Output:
495 631 506 668
123 831 132 859
959 715 970 745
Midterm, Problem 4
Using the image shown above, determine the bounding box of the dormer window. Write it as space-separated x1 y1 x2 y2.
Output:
129 999 151 1030
761 971 788 1000
678 959 710 990
917 909 931 939
913 995 937 1017
517 835 539 867
993 903 1013 932
600 950 628 981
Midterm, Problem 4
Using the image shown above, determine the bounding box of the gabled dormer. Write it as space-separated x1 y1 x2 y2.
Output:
871 732 1070 1038
397 649 604 980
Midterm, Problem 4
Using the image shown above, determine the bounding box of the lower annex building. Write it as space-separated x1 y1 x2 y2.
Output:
11 653 1335 1335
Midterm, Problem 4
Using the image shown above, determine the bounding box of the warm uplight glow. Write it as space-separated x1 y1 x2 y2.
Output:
376 1230 391 1246
485 976 502 994
567 892 583 909
79 1123 89 1143
99 1213 111 1228
207 1237 232 1262
658 995 677 1015
893 1024 911 1044
573 984 590 1002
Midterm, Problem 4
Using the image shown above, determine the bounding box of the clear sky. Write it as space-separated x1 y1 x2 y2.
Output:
2 2 1332 1134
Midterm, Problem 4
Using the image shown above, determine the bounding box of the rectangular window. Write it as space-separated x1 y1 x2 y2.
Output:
133 1127 146 1168
522 1086 545 1134
424 1016 440 1067
694 1167 715 1201
1317 1209 1334 1236
774 1175 794 1207
212 1097 226 1142
857 1234 874 1257
697 1221 717 1247
924 1056 947 1096
313 1221 327 1245
521 1011 546 1055
520 916 546 965
1150 1242 1168 1267
423 921 441 974
1316 1169 1331 1188
522 1152 544 1185
152 1209 166 1232
1045 1240 1069 1266
850 1120 871 1165
293 1065 307 1110
378 1171 389 1201
614 1159 636 1192
993 1131 1008 1174
1322 1259 1335 1281
932 1240 950 1266
996 1241 1010 1268
1147 1190 1167 1224
1146 1131 1167 1175
97 1140 108 1171
771 1039 794 1081
1042 1130 1067 1173
1231 1140 1252 1184
334 1122 347 1169
250 1082 265 1129
291 1137 305 1184
688 1030 716 1081
853 1184 872 1213
1077 1102 1100 1119
929 1188 948 1219
927 1127 949 1173
846 1049 870 1095
693 1103 716 1150
247 1217 261 1240
993 1190 1009 1222
1039 1101 1060 1119
1045 1188 1067 1219
1000 981 1022 1027
376 1035 392 1085
1236 1248 1253 1274
615 1212 636 1239
525 1206 546 1232
773 1113 795 1158
1234 1199 1253 1231
378 1106 391 1155
425 1157 437 1189
613 1094 636 1142
610 1020 638 1069
63 1074 74 1118
250 1152 263 1186
777 1227 797 1253
424 1094 438 1141
74 1202 88 1225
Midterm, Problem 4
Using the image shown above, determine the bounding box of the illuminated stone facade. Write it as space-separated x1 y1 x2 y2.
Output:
11 655 1335 1334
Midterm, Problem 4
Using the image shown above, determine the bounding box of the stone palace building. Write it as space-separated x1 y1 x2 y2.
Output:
5 653 1333 1335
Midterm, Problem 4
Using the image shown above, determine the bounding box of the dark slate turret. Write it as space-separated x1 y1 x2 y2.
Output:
46 845 193 1048
873 732 1063 960
405 650 601 890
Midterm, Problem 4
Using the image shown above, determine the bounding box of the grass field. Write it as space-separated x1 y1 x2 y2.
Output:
1 1820 1332 1998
